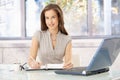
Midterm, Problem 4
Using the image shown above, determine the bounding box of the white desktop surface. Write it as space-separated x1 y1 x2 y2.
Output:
0 64 120 80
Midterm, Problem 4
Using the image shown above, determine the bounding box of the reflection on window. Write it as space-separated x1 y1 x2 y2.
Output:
25 0 87 37
0 0 21 37
111 0 120 35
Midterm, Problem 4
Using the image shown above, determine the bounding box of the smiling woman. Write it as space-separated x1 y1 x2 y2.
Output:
28 4 73 70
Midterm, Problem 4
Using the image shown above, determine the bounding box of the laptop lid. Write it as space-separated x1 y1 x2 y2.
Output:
86 37 120 71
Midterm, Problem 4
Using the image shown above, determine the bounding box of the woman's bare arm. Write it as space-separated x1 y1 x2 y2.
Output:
63 41 73 69
28 37 41 68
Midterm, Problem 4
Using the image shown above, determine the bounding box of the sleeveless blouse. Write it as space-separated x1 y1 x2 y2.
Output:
33 30 71 64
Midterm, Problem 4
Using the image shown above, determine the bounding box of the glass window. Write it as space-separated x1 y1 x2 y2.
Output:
92 0 104 35
0 0 22 37
62 0 88 36
0 0 120 39
25 0 41 37
92 0 120 36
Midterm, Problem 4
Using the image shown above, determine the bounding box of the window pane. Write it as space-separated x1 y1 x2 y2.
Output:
111 0 120 35
92 0 104 35
63 0 88 36
26 0 88 37
0 0 21 37
25 0 41 37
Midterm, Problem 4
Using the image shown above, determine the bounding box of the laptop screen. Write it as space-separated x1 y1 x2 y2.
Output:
87 37 120 71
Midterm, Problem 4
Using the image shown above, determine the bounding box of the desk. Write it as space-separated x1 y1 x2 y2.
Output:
0 64 120 80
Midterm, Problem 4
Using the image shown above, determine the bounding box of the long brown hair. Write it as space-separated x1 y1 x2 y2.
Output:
40 4 68 35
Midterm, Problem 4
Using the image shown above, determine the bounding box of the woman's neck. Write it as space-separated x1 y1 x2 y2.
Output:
49 29 58 35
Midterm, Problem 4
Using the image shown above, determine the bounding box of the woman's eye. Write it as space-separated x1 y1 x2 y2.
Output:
52 16 55 19
45 17 49 19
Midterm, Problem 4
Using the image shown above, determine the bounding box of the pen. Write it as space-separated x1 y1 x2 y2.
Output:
30 56 36 63
30 56 40 66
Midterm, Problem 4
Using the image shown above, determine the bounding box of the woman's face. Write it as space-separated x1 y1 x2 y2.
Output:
45 9 59 30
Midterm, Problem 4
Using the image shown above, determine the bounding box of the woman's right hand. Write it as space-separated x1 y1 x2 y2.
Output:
28 57 41 69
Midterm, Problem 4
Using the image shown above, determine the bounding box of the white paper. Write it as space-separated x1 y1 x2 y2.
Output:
40 64 64 69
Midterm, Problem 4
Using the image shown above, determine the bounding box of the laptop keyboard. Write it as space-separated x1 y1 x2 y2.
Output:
65 67 86 72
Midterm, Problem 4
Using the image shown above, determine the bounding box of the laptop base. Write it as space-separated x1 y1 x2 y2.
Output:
55 67 109 76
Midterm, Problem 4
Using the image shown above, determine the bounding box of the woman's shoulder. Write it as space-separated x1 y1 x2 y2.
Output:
32 30 47 42
60 33 71 41
34 30 47 35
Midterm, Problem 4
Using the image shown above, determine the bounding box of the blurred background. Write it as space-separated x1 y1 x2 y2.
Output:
0 0 120 38
0 0 120 70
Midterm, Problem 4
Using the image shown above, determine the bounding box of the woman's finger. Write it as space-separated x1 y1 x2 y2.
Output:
63 63 73 69
31 61 41 69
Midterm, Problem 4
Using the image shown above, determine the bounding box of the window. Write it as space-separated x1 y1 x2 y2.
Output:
0 0 120 39
91 0 120 36
0 0 22 38
91 0 104 35
111 0 120 35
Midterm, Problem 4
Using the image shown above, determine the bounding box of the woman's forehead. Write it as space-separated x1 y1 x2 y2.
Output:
45 9 57 16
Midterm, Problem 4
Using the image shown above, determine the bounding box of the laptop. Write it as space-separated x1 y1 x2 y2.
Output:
55 37 120 76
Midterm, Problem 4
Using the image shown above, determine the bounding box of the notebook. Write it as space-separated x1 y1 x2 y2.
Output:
22 63 64 71
55 37 120 76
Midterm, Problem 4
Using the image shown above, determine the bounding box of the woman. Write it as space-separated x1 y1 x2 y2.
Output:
28 4 73 69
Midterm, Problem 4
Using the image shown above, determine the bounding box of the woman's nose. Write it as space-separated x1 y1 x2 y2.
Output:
48 19 53 23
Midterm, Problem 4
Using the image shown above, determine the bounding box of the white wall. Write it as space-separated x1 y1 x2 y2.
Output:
72 39 102 67
0 39 120 71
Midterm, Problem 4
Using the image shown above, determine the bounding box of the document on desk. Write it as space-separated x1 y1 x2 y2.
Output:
25 64 64 71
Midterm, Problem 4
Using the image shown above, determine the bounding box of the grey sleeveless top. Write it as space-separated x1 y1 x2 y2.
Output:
33 30 71 64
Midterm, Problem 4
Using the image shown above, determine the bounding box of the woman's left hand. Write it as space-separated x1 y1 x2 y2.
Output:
63 62 73 69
